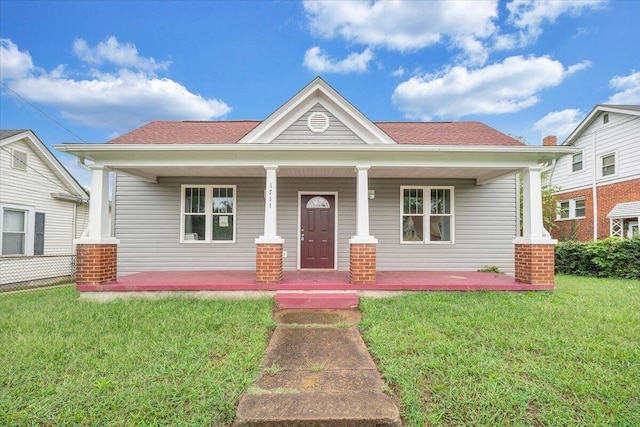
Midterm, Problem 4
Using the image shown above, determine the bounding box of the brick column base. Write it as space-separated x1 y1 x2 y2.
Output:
350 243 376 285
515 243 555 285
256 243 283 285
76 244 118 285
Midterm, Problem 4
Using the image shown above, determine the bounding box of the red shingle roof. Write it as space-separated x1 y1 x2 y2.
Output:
108 120 523 146
109 121 260 144
376 121 523 146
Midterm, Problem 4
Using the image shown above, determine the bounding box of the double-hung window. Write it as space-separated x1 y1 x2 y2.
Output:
181 185 236 243
401 186 454 243
1 204 39 256
601 153 616 177
2 209 27 255
557 198 585 220
571 151 583 173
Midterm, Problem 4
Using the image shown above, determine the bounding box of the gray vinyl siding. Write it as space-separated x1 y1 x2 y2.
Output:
272 104 365 144
115 174 516 274
114 174 264 273
371 177 516 274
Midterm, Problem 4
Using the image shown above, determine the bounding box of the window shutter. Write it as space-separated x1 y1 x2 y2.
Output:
35 212 45 255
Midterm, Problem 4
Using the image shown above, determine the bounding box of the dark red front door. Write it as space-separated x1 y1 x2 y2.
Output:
300 195 335 269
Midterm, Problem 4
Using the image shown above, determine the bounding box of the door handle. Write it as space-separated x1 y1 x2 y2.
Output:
301 234 305 241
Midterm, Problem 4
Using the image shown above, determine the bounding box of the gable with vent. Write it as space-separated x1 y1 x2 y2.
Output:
238 77 396 145
272 103 366 144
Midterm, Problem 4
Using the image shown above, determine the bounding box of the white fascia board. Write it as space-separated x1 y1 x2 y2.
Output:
563 104 640 145
237 77 395 145
56 143 578 155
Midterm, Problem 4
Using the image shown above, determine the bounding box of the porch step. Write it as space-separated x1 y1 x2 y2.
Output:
275 291 359 309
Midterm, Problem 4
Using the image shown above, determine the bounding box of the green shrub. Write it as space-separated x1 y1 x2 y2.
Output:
555 236 640 279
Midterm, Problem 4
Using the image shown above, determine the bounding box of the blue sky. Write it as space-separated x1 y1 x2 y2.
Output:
1 0 639 187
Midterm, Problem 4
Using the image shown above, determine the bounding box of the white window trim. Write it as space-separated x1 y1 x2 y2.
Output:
179 185 237 244
599 151 618 179
556 198 586 221
0 203 35 256
569 149 585 175
400 186 455 244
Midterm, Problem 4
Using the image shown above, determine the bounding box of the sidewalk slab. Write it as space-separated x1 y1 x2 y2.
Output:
235 391 399 426
233 309 401 427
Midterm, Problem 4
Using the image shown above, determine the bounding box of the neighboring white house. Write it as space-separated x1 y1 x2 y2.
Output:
0 129 89 286
58 78 574 288
547 105 640 241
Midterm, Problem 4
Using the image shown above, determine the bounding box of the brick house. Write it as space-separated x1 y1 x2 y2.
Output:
546 105 640 241
56 78 573 290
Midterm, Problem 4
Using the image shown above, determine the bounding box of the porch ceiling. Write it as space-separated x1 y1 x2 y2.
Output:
56 143 578 185
112 164 521 183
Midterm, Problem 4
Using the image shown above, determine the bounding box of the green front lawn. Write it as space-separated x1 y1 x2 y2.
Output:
2 276 639 426
0 287 274 426
360 275 640 426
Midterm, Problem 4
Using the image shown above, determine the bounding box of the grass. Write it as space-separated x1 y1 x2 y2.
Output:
3 276 639 426
0 286 274 426
360 275 640 426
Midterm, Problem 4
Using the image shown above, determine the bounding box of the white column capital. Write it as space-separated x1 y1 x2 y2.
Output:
355 165 371 172
264 164 279 171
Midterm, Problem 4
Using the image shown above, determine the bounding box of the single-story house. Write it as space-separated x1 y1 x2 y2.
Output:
56 78 574 291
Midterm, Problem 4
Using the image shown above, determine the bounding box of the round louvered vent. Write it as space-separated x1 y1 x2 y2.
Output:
307 112 329 133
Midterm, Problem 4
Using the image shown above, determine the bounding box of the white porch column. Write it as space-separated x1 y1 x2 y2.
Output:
77 165 118 244
514 166 556 244
350 165 377 244
75 165 118 286
256 165 283 244
512 166 556 286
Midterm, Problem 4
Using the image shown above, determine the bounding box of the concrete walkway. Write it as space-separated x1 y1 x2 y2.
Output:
234 309 401 426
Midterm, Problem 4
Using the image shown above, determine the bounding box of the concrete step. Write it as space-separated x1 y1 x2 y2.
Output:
234 391 401 426
275 291 359 309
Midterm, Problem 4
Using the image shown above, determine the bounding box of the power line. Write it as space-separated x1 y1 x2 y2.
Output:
0 81 88 143
0 145 85 199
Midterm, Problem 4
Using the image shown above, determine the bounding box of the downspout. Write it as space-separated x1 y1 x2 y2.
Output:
592 131 598 241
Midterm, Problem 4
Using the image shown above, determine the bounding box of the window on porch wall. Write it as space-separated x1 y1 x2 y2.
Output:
181 185 236 243
401 186 453 243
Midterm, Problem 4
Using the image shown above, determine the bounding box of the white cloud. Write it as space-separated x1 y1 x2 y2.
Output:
0 39 34 80
533 108 584 142
606 71 640 104
505 0 607 46
303 0 498 64
0 38 230 132
392 55 589 120
391 67 405 78
303 46 373 74
73 36 170 73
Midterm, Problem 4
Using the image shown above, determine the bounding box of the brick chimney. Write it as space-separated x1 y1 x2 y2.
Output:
543 135 557 146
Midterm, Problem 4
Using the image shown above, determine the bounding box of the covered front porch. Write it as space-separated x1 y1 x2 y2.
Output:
75 270 554 292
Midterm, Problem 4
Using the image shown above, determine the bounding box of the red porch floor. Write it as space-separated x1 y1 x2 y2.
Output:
76 270 553 292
